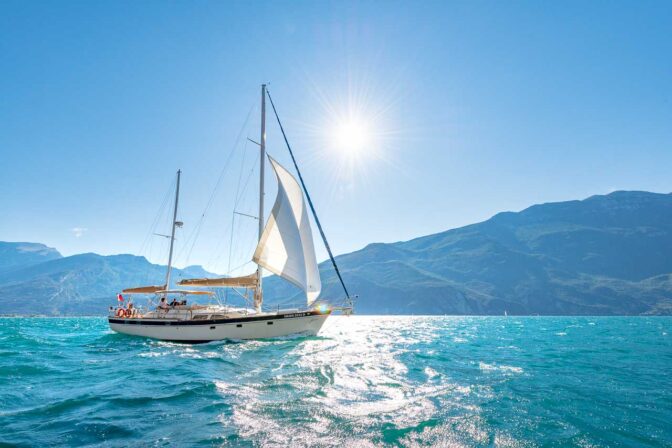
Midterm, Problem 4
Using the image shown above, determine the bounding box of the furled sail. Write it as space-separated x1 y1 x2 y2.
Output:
253 157 321 305
178 273 258 288
155 290 215 296
122 285 166 294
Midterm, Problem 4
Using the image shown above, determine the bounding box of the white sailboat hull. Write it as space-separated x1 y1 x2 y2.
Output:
108 310 330 342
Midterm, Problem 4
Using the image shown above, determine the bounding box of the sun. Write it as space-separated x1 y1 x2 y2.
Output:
332 119 371 156
299 79 401 189
318 107 386 188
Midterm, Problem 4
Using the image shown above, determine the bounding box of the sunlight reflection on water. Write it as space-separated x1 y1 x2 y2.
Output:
0 316 671 447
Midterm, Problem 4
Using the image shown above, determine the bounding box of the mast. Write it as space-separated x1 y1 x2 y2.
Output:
254 84 266 312
164 169 181 290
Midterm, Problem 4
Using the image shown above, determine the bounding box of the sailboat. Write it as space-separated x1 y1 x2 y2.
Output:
108 85 353 342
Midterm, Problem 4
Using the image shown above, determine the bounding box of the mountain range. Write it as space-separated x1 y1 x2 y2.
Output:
0 243 215 315
1 191 671 315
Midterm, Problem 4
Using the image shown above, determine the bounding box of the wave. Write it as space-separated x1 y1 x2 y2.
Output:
1 316 670 447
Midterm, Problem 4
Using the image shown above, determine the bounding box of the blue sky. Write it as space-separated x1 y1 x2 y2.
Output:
1 1 671 274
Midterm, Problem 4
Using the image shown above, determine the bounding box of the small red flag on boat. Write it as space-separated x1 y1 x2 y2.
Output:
117 294 124 302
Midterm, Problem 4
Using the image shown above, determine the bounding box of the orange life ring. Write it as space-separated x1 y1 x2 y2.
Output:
116 308 125 318
124 309 132 318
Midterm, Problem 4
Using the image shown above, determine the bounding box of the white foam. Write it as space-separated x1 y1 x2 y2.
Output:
479 362 523 374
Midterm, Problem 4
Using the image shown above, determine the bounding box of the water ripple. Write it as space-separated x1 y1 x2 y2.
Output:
0 316 670 447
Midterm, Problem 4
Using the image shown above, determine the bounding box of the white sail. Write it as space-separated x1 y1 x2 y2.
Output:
253 157 321 305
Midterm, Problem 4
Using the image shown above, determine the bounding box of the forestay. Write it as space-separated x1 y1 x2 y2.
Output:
253 157 321 305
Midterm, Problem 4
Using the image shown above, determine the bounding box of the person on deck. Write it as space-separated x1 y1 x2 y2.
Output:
158 297 169 311
169 298 178 307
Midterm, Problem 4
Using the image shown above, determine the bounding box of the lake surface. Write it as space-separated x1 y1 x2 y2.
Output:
1 316 670 447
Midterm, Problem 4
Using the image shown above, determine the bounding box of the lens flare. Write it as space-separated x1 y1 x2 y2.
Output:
316 303 330 314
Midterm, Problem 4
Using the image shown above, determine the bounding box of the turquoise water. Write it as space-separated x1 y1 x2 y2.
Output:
1 317 670 447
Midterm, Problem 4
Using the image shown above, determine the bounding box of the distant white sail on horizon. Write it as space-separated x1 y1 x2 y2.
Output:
253 156 321 304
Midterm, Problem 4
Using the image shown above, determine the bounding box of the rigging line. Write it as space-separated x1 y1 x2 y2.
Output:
208 152 259 271
177 101 256 265
234 138 250 209
226 149 257 275
226 135 251 290
138 179 174 257
224 212 236 303
266 296 303 308
139 179 175 286
266 89 352 300
201 132 259 265
227 259 255 275
221 218 254 282
180 105 256 266
235 153 260 209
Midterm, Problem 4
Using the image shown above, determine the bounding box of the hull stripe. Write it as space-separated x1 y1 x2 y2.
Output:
108 310 329 327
